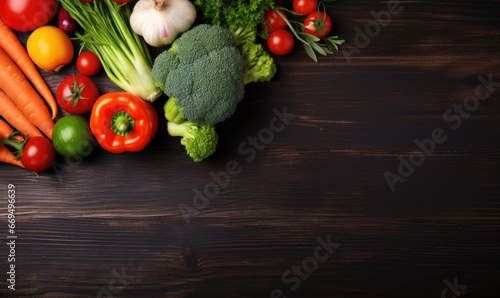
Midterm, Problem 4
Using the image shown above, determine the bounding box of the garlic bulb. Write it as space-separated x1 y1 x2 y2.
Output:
130 0 197 47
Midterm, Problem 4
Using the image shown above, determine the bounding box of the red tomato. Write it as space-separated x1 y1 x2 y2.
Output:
0 0 59 32
56 74 100 115
76 51 102 76
113 0 132 3
293 0 318 16
80 0 94 3
20 137 55 172
267 29 294 56
304 11 332 38
262 9 288 32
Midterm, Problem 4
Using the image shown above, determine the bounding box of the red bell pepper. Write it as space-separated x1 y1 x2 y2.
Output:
90 92 158 153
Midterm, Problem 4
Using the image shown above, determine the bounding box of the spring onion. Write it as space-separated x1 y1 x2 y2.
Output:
59 0 162 102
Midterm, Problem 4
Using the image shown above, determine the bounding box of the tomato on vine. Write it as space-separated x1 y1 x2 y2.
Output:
304 11 332 38
293 0 318 16
56 74 100 114
262 8 288 33
267 29 295 56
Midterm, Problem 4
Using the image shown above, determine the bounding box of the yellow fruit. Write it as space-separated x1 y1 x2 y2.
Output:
27 26 74 72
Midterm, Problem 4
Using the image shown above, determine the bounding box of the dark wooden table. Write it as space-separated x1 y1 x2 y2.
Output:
1 1 500 297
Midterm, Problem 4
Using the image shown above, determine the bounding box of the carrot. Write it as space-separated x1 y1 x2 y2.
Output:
0 89 43 138
0 17 58 119
0 119 24 168
0 47 54 139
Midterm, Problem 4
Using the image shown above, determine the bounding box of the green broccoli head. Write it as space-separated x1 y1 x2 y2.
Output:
167 121 218 162
151 50 179 91
174 24 237 64
153 24 246 125
166 46 245 124
241 41 277 84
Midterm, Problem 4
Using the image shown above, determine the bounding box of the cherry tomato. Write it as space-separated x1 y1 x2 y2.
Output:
0 0 59 32
20 137 55 172
77 51 102 76
27 26 74 72
262 9 288 32
80 0 94 3
267 29 294 56
113 0 132 3
56 74 100 115
293 0 318 16
304 11 332 38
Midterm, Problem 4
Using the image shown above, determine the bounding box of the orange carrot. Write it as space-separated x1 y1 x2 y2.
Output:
0 17 58 119
0 119 24 168
0 89 43 138
0 47 54 139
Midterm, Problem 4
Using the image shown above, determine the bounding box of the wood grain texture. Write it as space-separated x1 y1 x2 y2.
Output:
1 0 500 297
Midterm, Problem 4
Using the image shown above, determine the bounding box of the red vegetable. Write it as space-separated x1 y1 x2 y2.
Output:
56 74 100 115
76 51 102 77
0 133 55 172
293 0 318 16
58 6 77 34
90 92 158 153
262 8 288 32
0 0 59 32
304 11 332 38
267 29 295 56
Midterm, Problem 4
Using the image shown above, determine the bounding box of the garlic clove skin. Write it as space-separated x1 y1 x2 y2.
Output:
130 0 197 47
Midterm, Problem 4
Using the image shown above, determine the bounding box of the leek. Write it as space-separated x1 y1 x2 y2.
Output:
59 0 162 102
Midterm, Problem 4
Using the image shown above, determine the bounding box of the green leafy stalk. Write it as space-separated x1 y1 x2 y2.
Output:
59 0 161 102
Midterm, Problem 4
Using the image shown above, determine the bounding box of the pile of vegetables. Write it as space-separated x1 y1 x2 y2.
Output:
0 0 345 171
0 17 56 172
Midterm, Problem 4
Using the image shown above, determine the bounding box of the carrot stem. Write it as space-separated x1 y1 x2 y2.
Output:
0 119 24 168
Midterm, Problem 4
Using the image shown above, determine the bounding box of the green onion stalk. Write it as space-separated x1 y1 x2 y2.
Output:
59 0 162 102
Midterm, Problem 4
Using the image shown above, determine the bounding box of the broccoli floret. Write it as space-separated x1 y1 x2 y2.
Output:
174 24 237 64
166 118 218 163
166 46 245 124
164 97 219 162
151 50 179 91
229 24 257 48
241 41 277 84
152 24 246 125
167 122 218 162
